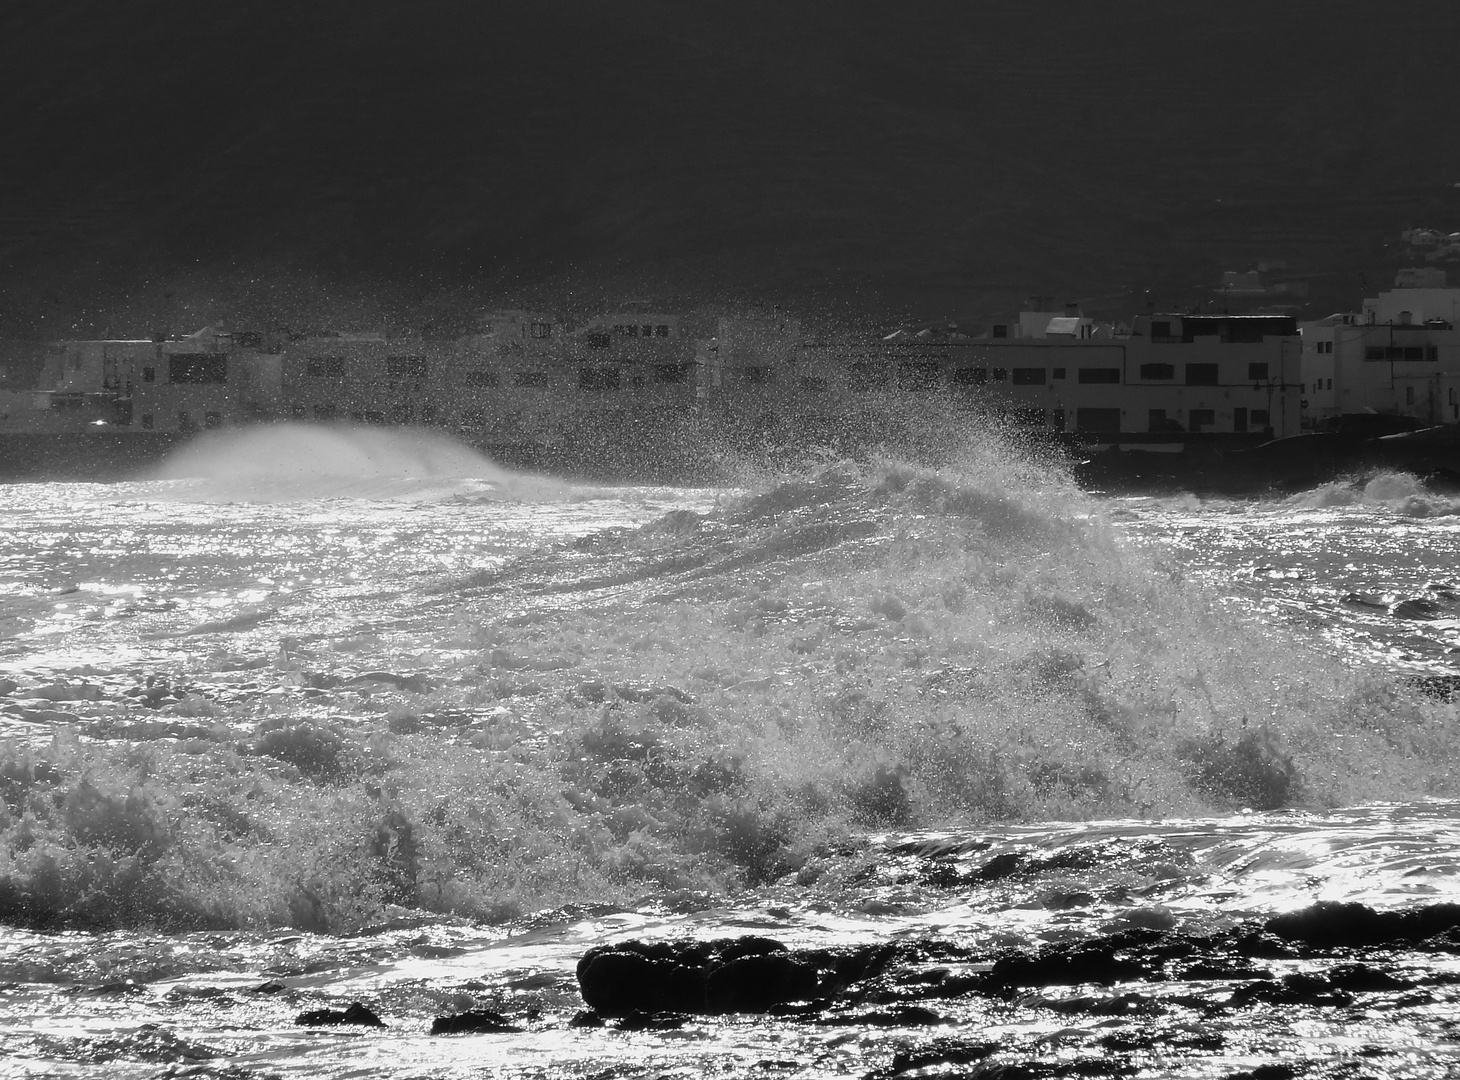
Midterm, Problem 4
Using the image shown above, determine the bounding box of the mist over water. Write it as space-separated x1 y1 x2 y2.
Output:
149 422 574 503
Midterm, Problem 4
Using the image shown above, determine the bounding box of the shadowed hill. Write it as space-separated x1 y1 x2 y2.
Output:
1 1 1458 335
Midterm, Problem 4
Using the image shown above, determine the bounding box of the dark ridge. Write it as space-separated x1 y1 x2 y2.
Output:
2 2 1459 335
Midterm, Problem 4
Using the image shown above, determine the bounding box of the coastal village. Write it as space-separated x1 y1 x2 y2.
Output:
1 263 1458 479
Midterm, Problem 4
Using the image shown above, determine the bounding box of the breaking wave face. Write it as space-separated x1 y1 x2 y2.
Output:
147 422 571 501
1290 470 1460 518
4 439 1459 932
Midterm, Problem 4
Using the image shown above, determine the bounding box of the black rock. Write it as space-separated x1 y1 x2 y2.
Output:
705 953 819 1013
576 950 680 1015
613 1010 690 1030
295 1002 385 1027
430 1009 523 1035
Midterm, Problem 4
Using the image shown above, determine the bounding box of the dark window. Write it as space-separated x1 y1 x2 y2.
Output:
513 370 548 388
142 367 155 383
1011 367 1045 385
849 362 888 391
897 361 941 390
530 322 552 339
992 324 1008 339
234 331 263 349
168 353 227 384
641 325 653 337
1008 407 1044 425
950 367 987 385
1189 408 1215 431
313 403 336 420
653 363 693 383
1386 346 1405 360
351 410 386 424
1247 362 1269 380
1075 408 1122 432
587 330 611 349
464 370 500 387
1052 368 1066 380
1150 320 1176 341
1139 363 1174 380
178 410 195 432
386 355 427 390
1252 410 1270 426
991 368 1007 381
743 366 771 385
1078 367 1121 384
623 324 638 337
204 412 223 429
1149 409 1183 432
1185 363 1219 385
799 375 828 391
1427 346 1439 360
292 404 306 418
1365 346 1385 360
1233 407 1248 433
1403 347 1425 361
141 413 153 429
655 325 670 337
579 367 621 392
306 356 346 377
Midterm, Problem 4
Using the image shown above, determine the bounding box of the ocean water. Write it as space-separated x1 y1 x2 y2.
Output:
1 424 1458 1078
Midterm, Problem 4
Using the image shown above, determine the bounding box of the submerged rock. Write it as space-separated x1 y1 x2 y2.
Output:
430 1008 522 1035
295 1002 385 1027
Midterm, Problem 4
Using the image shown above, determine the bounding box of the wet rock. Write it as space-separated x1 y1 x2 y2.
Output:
705 953 819 1013
1229 972 1353 1008
873 1037 998 1078
613 1010 689 1030
31 681 104 701
1265 901 1460 949
430 1008 523 1035
295 1001 385 1027
0 678 17 695
985 941 1156 990
576 950 682 1015
1390 597 1441 620
568 1010 604 1028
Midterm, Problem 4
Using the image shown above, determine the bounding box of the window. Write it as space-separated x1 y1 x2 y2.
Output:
1326 378 1332 389
579 367 620 391
950 367 987 386
849 362 888 391
1406 386 1416 405
1427 346 1439 360
142 367 155 383
464 370 500 387
1188 408 1215 431
1247 362 1269 380
991 368 1007 382
234 331 263 349
141 414 153 429
313 404 337 420
351 410 386 424
1252 410 1270 426
587 330 610 349
655 325 670 337
1011 367 1045 385
1185 363 1218 385
204 412 222 429
530 322 552 339
1139 363 1174 380
307 356 346 377
992 324 1008 339
513 370 548 388
641 325 653 337
1052 368 1066 380
1075 408 1121 432
1365 346 1385 361
1008 407 1044 425
1148 409 1182 432
1150 320 1179 342
1078 368 1120 384
743 366 771 385
653 363 692 383
168 353 227 384
897 361 941 390
386 355 427 390
799 375 828 391
1403 347 1425 361
292 404 306 419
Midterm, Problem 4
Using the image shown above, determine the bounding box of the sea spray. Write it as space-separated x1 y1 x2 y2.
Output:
1 449 1457 932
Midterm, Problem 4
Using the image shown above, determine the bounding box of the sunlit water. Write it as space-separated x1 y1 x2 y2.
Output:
2 426 1458 1078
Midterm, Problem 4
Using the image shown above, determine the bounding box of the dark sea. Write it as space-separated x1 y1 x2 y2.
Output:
1 424 1458 1079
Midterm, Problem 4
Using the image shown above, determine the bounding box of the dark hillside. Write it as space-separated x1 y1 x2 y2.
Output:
1 1 1457 335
